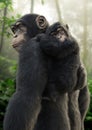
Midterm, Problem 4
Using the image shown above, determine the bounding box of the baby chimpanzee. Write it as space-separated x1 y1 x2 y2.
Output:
38 22 86 93
37 22 89 130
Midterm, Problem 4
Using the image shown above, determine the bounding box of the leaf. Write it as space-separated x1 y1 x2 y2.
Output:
85 116 92 121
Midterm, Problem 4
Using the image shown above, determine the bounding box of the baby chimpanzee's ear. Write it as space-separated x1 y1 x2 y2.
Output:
66 24 69 30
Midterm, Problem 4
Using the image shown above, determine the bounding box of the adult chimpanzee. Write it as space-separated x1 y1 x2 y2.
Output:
3 14 49 130
3 14 90 130
37 22 90 130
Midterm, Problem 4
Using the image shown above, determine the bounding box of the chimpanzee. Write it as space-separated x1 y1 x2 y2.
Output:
3 14 49 130
37 22 90 130
3 14 90 130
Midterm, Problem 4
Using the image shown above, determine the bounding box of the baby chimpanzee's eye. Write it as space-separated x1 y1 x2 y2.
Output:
60 31 65 35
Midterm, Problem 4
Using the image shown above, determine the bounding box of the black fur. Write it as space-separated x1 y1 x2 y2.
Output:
37 22 90 130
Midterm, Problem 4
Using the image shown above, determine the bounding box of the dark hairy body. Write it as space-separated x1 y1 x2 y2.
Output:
3 14 49 130
37 22 90 130
4 38 48 130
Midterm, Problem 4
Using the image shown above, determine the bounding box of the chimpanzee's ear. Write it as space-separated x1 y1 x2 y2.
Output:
36 15 49 29
66 24 69 30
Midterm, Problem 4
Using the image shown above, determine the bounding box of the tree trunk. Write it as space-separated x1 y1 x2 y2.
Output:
0 6 7 53
55 0 62 22
30 0 34 13
82 0 88 66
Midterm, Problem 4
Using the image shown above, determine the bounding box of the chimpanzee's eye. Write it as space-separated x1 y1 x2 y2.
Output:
60 31 65 35
10 25 17 34
18 24 24 29
57 28 62 32
15 22 23 29
16 23 27 32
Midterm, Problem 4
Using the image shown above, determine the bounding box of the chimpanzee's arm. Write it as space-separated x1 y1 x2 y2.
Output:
52 54 80 93
3 39 48 130
37 34 79 59
74 64 87 90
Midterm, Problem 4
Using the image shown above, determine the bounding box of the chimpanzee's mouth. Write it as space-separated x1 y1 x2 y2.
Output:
12 43 18 48
11 38 26 49
11 42 23 52
11 42 23 50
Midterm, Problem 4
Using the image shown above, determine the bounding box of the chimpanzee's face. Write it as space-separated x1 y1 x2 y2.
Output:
10 14 49 52
48 22 69 42
11 21 28 51
50 27 68 42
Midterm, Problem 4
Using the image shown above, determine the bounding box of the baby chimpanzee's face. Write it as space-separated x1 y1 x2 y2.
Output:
50 27 67 42
48 22 69 42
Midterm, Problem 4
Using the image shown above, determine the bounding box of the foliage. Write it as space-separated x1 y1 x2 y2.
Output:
0 56 17 130
84 79 92 130
85 79 92 121
0 56 17 80
0 78 15 130
0 0 21 41
0 0 12 9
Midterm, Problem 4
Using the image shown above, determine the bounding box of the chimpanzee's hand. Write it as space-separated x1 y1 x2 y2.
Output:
36 33 46 42
74 65 87 90
36 33 61 57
